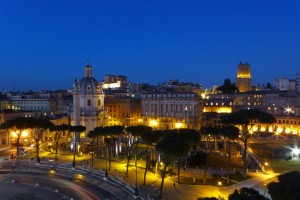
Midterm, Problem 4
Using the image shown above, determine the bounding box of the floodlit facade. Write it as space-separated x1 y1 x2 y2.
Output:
141 92 203 130
236 62 252 92
72 64 105 136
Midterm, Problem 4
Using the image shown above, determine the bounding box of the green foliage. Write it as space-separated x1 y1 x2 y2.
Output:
216 78 238 94
69 125 86 133
178 128 200 146
228 187 270 200
187 151 208 167
1 117 34 130
50 124 71 132
267 171 300 200
221 109 276 126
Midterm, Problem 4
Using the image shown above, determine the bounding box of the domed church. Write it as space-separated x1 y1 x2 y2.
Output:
73 64 105 138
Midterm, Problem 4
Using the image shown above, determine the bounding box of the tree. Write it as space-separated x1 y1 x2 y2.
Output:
187 150 208 167
125 125 151 196
200 126 220 184
105 125 124 169
87 130 97 166
49 124 71 162
32 118 54 163
140 126 158 186
228 187 270 200
177 128 200 183
156 131 189 199
125 125 147 176
267 171 300 200
216 78 238 94
220 125 239 184
1 117 33 156
69 125 86 167
221 109 276 177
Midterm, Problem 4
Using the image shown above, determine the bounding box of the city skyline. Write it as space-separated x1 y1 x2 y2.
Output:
1 1 300 91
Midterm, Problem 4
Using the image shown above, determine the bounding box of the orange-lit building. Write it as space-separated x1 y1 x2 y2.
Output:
104 92 141 126
236 62 252 92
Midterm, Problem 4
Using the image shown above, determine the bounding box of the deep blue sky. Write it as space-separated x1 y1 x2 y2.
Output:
1 0 300 91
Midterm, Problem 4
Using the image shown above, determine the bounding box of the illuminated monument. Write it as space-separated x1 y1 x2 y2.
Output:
73 64 104 136
235 62 252 92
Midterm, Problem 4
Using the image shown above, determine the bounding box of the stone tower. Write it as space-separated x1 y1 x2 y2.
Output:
236 62 252 92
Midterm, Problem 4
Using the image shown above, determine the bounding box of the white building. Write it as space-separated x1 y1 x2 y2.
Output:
141 92 203 130
72 64 105 137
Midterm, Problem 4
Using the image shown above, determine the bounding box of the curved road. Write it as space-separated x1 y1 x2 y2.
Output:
0 173 117 200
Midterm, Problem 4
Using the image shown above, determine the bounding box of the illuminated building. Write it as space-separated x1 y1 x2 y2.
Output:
72 64 105 136
236 62 252 92
141 92 203 130
102 75 128 91
104 92 141 126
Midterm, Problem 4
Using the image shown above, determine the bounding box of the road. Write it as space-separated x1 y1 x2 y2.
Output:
0 172 117 200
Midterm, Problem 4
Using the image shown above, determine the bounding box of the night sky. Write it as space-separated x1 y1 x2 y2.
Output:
1 0 300 91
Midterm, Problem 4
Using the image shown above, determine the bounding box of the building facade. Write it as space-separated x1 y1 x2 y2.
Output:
236 62 252 92
72 64 105 136
141 92 203 130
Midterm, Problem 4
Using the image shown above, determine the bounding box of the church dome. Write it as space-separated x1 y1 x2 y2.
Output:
77 64 102 94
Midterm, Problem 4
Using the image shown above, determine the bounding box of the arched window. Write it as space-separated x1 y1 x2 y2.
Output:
87 99 91 106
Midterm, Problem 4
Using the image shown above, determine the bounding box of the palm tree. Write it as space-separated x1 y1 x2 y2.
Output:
32 118 54 163
221 109 276 177
50 124 71 162
1 117 33 156
69 125 86 168
156 130 189 199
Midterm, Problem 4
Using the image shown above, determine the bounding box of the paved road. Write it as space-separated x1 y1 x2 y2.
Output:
0 172 117 200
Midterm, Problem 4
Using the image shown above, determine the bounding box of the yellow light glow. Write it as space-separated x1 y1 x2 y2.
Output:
138 118 143 123
253 126 258 132
218 181 222 186
277 127 283 133
217 107 232 113
269 127 273 132
175 122 183 129
22 130 28 137
149 120 158 127
285 128 290 134
49 170 56 174
102 82 121 89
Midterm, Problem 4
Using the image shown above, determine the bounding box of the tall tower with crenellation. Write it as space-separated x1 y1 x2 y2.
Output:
235 62 252 92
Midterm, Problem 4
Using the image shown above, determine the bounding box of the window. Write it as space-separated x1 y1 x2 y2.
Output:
98 99 101 106
87 99 91 106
